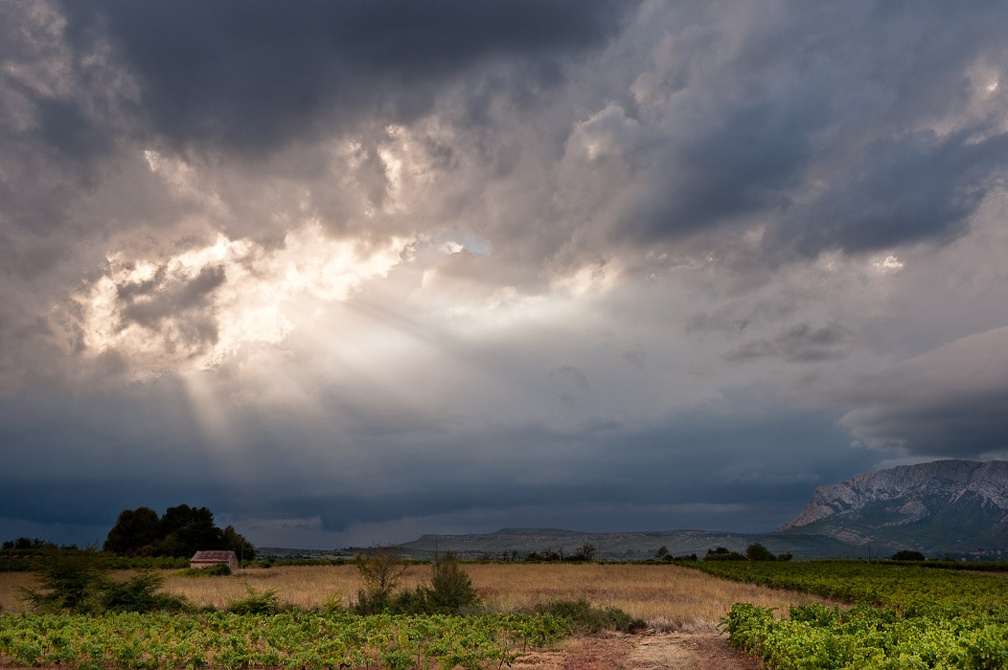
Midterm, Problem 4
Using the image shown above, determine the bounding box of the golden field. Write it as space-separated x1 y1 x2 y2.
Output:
1 562 828 630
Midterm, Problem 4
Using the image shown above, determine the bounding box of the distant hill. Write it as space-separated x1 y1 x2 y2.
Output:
397 460 1008 560
776 459 1008 558
397 527 859 561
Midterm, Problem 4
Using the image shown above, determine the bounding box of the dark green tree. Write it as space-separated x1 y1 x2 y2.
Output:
892 549 926 561
223 525 256 561
157 505 223 557
103 505 255 559
103 507 160 555
705 546 747 561
745 543 777 561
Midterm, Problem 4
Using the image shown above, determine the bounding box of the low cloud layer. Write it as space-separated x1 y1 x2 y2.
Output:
1 0 1006 548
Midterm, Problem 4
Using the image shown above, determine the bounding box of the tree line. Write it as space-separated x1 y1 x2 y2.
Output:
103 504 255 560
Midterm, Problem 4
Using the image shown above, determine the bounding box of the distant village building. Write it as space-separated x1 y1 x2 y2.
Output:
190 550 239 572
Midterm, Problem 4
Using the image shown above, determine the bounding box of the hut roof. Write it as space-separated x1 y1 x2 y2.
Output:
191 550 237 562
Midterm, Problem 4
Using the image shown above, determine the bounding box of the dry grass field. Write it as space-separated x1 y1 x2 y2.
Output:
2 562 828 631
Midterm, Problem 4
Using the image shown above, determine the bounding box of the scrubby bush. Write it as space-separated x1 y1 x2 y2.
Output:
422 552 481 614
745 543 777 561
178 564 232 577
227 587 282 614
892 549 926 561
533 599 646 633
355 550 482 615
22 550 189 614
101 569 188 613
705 547 747 561
353 546 407 614
20 549 106 613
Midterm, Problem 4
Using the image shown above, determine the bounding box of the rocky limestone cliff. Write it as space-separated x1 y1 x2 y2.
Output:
779 460 1008 531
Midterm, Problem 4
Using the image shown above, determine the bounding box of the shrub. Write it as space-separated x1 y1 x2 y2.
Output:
22 550 189 614
892 549 926 561
227 587 282 614
705 547 747 561
423 552 481 614
178 564 232 577
534 599 646 634
101 569 188 613
353 546 406 614
20 549 106 613
745 543 777 562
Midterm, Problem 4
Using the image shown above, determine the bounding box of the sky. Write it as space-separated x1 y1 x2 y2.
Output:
1 0 1007 550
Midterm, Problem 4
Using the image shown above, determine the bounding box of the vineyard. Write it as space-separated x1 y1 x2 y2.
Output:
0 610 573 669
700 561 1008 669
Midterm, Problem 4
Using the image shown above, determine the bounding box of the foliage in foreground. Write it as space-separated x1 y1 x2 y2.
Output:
723 602 1008 670
0 610 574 670
708 561 1008 669
533 599 647 634
694 559 1008 609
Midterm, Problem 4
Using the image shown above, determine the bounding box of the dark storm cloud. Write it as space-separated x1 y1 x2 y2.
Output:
588 0 1008 263
61 0 636 152
844 388 1008 458
3 0 1008 549
777 129 1008 256
235 394 874 535
840 328 1008 458
624 101 815 242
0 380 222 533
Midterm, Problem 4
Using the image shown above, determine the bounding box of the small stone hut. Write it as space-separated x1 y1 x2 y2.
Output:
190 550 239 572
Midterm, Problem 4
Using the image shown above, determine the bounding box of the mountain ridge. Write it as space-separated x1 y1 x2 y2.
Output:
778 460 1008 531
397 460 1008 560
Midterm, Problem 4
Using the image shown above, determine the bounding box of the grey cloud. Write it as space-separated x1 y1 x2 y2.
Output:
560 0 1008 268
2 1 1007 549
61 0 637 153
840 327 1008 457
549 365 591 391
777 129 1008 256
726 323 850 363
119 264 226 328
0 371 873 542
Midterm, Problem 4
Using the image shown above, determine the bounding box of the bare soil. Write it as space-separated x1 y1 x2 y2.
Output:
512 631 761 670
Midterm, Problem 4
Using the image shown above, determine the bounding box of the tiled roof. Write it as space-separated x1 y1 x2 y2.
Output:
191 550 237 561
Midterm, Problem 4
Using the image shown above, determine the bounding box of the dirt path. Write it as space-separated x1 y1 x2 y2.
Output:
512 631 761 670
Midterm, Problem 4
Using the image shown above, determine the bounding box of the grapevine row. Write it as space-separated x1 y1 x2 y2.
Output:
0 610 573 669
695 561 1008 669
723 602 1008 670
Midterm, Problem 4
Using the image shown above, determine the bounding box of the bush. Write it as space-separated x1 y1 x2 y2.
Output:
892 549 926 561
356 551 482 615
705 547 747 561
101 569 188 613
745 543 777 562
20 549 106 613
21 550 190 614
422 552 481 614
534 599 647 634
353 546 406 614
227 587 282 614
178 564 232 577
